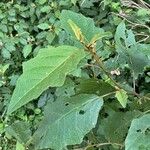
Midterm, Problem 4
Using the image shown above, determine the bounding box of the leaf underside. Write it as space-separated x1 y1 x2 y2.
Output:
33 94 103 150
125 114 150 150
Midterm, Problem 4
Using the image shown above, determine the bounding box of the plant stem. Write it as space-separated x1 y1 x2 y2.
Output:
85 44 122 90
81 36 149 101
74 142 124 150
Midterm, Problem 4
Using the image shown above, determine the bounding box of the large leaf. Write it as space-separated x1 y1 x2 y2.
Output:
7 46 85 115
33 94 103 150
125 114 150 150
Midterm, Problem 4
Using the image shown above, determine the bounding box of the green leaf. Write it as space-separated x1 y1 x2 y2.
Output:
7 46 85 115
23 44 32 58
0 64 9 74
2 48 11 59
60 10 104 43
115 89 128 108
76 78 115 97
115 21 150 77
33 94 103 150
71 0 77 5
67 19 85 42
38 0 47 5
80 0 98 8
125 114 150 150
55 78 75 97
16 141 25 150
137 8 150 16
97 111 141 143
41 6 51 13
137 43 150 57
6 121 31 144
37 23 49 30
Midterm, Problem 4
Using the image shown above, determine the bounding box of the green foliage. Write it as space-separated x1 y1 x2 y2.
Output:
125 114 150 150
0 0 150 150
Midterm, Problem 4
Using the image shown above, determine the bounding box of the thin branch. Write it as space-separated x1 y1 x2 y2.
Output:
135 33 149 43
111 12 150 31
74 142 124 150
139 0 150 8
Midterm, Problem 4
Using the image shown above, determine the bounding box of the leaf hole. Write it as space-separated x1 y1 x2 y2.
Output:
145 128 150 135
79 110 85 115
64 91 67 94
104 113 109 118
65 102 69 106
136 129 142 133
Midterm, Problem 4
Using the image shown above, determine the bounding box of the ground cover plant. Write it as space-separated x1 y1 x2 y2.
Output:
0 0 150 150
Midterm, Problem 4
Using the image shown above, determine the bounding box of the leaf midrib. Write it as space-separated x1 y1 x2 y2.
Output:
42 96 101 139
9 51 77 113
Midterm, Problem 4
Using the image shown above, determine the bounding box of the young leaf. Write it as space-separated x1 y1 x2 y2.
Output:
80 0 97 8
7 46 85 115
89 32 111 45
60 10 104 43
115 89 128 108
33 94 103 150
67 19 84 42
38 0 47 5
16 141 25 150
125 114 150 150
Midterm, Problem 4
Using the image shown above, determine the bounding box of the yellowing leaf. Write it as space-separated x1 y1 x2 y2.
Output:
67 19 84 42
60 10 104 43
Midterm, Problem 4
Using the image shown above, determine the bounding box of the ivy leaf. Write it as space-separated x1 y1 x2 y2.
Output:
33 94 103 150
7 46 85 115
115 89 128 108
125 114 150 150
60 10 104 43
